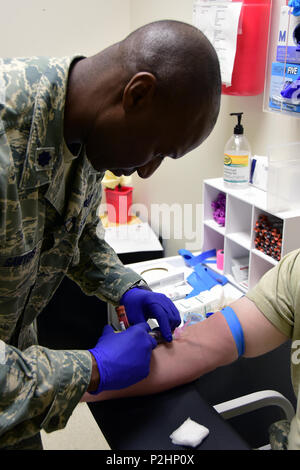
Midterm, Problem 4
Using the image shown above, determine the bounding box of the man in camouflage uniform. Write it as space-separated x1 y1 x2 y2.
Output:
0 20 221 449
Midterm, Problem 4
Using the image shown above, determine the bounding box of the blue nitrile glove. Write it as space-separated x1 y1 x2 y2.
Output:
289 0 300 16
120 287 181 342
88 323 157 393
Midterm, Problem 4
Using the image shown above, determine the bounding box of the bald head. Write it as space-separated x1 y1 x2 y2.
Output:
119 20 221 134
65 20 221 177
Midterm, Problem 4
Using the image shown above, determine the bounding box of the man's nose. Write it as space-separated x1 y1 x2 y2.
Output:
137 157 164 179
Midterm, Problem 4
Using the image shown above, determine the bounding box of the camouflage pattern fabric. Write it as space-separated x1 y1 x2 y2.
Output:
0 56 143 449
269 419 290 450
2 431 43 450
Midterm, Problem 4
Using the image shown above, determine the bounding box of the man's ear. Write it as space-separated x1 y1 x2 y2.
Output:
122 72 157 112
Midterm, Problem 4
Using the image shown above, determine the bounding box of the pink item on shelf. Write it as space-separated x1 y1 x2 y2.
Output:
217 249 224 271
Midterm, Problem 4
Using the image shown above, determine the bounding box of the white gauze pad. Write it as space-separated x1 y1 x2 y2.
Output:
170 417 209 448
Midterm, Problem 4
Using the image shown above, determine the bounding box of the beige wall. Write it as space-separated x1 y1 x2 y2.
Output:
129 0 300 256
2 1 300 256
1 0 130 57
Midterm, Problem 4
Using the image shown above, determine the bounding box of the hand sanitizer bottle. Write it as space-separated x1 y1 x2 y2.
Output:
223 112 251 189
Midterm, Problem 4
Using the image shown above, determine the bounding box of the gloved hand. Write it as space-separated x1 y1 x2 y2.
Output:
89 323 157 393
120 287 181 342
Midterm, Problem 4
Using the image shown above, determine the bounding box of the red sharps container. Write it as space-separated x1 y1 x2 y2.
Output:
222 0 272 96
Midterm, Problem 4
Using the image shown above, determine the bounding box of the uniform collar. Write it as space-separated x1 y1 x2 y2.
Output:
63 141 82 163
19 55 85 193
18 55 103 222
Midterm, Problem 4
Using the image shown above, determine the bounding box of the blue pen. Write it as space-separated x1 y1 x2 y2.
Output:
250 158 256 184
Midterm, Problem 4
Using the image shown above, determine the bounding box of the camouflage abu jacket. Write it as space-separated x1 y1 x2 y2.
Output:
0 56 142 448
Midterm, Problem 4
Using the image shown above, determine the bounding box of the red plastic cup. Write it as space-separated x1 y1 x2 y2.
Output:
105 186 133 224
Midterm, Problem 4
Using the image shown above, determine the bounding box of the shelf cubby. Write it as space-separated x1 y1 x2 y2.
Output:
202 178 300 292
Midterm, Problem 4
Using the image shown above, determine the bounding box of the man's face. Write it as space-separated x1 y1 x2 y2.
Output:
85 98 210 179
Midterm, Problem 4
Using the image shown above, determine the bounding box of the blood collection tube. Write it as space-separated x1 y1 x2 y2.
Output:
115 305 130 330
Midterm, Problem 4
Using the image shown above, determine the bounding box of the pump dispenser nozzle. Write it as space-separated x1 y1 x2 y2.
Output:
230 112 244 135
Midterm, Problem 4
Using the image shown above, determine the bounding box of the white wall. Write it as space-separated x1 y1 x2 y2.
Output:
1 0 130 57
129 0 300 256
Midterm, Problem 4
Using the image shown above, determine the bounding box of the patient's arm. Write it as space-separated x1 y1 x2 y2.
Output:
82 297 288 403
229 295 288 357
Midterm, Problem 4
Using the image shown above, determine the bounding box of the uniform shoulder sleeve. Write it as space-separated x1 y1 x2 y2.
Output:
0 341 92 448
246 249 300 338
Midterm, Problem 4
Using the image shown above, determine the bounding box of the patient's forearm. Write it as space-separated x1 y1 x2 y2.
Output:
82 311 238 402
